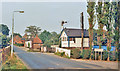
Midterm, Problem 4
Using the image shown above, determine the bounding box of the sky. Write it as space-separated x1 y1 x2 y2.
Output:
1 0 99 36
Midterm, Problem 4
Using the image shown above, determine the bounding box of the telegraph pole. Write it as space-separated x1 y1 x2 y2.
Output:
11 11 24 57
11 12 14 57
81 12 84 53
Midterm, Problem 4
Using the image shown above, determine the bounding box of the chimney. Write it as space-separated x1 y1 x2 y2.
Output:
61 21 67 31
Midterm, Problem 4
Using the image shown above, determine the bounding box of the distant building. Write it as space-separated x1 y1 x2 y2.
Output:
23 33 43 49
60 28 89 49
9 35 22 44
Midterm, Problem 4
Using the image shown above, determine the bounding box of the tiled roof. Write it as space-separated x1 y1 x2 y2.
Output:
23 33 27 39
63 28 89 37
32 35 42 44
9 35 22 44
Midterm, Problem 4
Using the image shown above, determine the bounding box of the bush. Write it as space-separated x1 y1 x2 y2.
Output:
103 51 108 61
71 48 81 59
82 49 90 59
91 51 95 60
15 43 24 46
61 52 65 57
54 52 70 59
109 51 116 61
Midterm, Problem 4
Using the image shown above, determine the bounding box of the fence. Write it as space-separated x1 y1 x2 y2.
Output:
56 47 71 57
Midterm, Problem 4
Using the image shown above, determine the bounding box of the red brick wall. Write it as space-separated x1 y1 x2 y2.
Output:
33 44 41 49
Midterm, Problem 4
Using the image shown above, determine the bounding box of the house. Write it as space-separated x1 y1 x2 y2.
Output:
9 35 22 44
60 28 89 49
23 33 43 49
32 35 43 49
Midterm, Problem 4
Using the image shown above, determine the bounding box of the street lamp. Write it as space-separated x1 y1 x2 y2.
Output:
11 11 24 57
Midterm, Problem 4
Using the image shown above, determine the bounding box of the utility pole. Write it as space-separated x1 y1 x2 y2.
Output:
11 12 14 57
81 12 84 53
11 11 24 57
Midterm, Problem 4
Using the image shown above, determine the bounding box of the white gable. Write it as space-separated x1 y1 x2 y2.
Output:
60 31 67 38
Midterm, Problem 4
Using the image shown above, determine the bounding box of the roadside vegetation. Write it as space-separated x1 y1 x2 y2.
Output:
55 52 70 59
71 48 119 61
86 0 119 61
2 54 28 70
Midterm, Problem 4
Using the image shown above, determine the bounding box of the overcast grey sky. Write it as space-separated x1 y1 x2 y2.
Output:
1 2 98 36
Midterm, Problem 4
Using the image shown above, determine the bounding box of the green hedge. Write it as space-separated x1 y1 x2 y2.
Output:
15 43 24 46
103 51 108 60
71 48 81 59
91 51 95 60
55 52 70 59
70 49 119 61
109 51 118 61
82 49 90 59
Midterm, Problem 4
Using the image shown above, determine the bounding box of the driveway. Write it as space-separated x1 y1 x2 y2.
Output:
14 46 118 69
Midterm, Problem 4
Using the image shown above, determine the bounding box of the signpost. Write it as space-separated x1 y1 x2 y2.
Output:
94 49 103 60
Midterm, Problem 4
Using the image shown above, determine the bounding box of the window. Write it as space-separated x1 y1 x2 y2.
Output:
62 37 67 41
69 38 75 43
73 38 75 43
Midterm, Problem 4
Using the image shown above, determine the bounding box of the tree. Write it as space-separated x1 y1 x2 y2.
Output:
25 25 41 37
103 1 113 61
96 1 104 49
0 24 10 48
39 30 51 43
10 33 22 38
0 24 10 35
112 2 119 52
39 30 59 47
87 0 96 59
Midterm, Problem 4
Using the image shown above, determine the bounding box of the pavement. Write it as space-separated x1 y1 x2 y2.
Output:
14 46 118 69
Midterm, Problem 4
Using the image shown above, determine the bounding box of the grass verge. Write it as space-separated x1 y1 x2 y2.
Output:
2 54 28 70
54 52 70 59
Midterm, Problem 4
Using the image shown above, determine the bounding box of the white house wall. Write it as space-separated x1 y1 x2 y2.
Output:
61 31 67 38
61 31 68 47
25 41 32 48
70 38 89 47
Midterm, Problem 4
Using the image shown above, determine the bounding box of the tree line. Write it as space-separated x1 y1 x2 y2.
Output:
87 0 119 61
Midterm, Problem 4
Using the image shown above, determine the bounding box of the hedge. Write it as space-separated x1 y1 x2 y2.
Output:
15 43 24 47
82 49 90 59
71 48 81 59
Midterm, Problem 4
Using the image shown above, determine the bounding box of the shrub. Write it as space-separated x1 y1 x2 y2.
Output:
61 52 65 57
28 43 30 48
54 52 61 56
103 51 108 61
82 49 90 59
109 51 116 61
71 48 81 59
54 52 70 59
16 43 24 46
91 51 95 60
118 51 120 61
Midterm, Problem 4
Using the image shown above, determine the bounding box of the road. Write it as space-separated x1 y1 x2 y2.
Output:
14 46 117 69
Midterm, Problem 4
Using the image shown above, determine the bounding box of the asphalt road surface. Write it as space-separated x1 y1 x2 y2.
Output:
14 46 116 69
